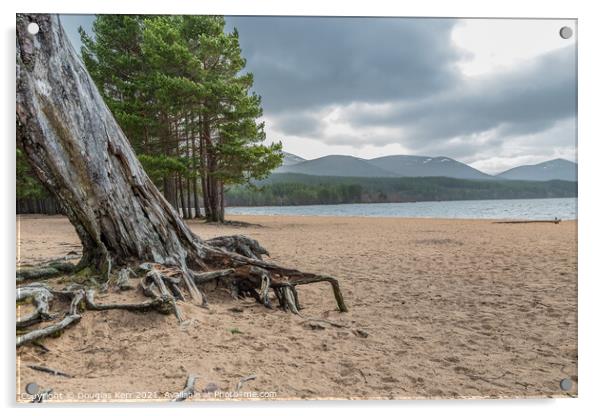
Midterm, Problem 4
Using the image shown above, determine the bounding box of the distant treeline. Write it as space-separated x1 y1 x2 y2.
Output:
225 173 577 206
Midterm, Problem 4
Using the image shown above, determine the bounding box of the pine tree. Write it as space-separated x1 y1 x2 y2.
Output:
80 15 283 222
178 16 282 222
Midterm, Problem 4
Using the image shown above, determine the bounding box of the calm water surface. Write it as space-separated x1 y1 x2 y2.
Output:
226 198 577 220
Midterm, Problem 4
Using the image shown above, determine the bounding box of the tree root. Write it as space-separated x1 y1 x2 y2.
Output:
17 284 55 328
17 314 81 348
16 235 348 348
206 235 269 260
116 268 135 291
84 289 170 313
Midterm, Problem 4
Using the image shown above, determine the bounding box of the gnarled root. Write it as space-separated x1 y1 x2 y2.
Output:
17 315 82 348
16 235 348 347
17 284 55 328
17 286 85 347
206 235 269 260
16 261 76 283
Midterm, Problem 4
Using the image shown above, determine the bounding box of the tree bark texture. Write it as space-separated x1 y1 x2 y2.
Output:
16 14 202 270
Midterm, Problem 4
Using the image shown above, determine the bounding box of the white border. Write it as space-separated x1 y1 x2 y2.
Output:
2 0 601 414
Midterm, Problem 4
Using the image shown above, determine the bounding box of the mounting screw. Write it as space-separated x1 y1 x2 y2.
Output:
559 378 573 391
27 22 39 35
25 382 39 395
559 26 573 40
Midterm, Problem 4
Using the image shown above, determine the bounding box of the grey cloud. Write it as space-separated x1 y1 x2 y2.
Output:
348 46 576 145
58 15 577 169
231 16 576 164
269 111 325 137
228 17 465 113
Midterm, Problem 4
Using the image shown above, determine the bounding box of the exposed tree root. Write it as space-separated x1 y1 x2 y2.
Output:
116 268 135 291
16 235 348 348
206 235 269 260
84 289 170 313
16 261 76 283
17 284 54 328
17 313 81 348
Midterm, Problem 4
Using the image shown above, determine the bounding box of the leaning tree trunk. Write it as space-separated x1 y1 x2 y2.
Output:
16 14 202 272
16 14 347 339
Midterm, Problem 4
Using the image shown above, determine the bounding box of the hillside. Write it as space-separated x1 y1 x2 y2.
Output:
276 152 578 182
496 158 577 181
275 155 397 177
367 155 493 180
280 151 306 166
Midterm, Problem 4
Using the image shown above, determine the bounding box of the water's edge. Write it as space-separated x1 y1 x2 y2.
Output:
225 197 577 221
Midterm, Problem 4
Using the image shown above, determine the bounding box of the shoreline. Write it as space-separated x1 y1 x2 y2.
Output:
226 195 577 207
17 213 579 223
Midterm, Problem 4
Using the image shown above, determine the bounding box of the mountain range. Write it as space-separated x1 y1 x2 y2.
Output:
276 152 577 182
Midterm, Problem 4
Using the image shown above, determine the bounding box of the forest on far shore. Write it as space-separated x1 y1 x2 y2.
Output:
225 173 578 206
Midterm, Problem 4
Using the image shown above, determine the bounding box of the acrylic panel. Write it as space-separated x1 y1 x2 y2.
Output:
16 14 577 402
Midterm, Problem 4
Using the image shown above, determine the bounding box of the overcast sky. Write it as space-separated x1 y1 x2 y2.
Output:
60 15 576 174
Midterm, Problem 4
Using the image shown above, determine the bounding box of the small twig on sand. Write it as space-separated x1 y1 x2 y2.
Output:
302 317 348 328
172 374 197 402
32 341 50 352
235 374 257 392
493 218 561 225
27 364 72 378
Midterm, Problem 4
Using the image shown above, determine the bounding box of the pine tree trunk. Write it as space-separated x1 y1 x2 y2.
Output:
193 177 201 219
176 174 183 219
191 117 201 218
200 117 213 221
185 121 192 219
16 14 203 271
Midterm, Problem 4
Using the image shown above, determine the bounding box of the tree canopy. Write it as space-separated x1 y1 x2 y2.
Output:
79 15 283 222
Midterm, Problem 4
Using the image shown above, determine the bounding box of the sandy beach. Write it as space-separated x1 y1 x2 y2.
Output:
16 214 577 401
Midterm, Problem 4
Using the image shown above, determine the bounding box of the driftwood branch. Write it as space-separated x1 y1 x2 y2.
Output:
27 364 72 378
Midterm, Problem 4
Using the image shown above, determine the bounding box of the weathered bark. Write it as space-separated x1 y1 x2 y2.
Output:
17 14 204 272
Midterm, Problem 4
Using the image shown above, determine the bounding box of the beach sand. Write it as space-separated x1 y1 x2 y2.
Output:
16 214 577 401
